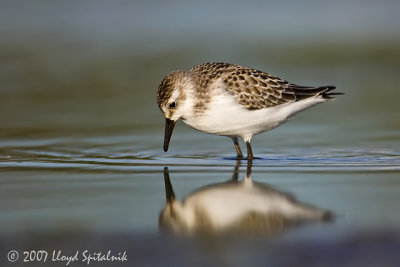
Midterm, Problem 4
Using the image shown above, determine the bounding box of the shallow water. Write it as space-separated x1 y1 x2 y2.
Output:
1 132 399 234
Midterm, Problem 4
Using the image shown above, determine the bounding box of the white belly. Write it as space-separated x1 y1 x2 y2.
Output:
182 91 327 141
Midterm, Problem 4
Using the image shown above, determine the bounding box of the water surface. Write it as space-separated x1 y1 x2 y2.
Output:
0 1 400 266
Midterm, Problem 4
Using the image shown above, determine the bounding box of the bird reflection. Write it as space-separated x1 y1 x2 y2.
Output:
159 160 332 235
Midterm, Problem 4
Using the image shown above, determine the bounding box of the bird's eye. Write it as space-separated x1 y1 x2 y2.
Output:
169 102 176 108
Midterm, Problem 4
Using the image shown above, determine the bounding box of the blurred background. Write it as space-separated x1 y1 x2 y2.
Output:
0 1 400 266
0 0 399 144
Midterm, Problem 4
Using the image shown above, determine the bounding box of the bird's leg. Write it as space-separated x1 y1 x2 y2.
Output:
245 140 254 160
231 137 243 159
246 157 253 178
231 159 241 182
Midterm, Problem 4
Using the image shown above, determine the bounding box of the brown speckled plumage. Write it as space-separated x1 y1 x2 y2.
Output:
190 62 337 111
157 62 339 114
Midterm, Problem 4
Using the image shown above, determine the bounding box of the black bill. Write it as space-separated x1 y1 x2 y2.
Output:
163 118 176 152
163 167 175 203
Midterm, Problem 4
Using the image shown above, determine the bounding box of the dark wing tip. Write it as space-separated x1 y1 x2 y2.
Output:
323 92 344 99
319 86 344 99
290 84 343 100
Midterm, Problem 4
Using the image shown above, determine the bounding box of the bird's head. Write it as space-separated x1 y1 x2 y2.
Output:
157 71 191 152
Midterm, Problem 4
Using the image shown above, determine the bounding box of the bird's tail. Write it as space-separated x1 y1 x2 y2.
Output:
319 86 344 99
290 85 343 100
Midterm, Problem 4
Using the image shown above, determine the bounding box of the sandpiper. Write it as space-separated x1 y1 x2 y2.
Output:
157 62 342 159
160 163 332 234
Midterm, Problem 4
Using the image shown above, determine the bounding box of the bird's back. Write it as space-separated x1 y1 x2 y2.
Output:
190 62 341 111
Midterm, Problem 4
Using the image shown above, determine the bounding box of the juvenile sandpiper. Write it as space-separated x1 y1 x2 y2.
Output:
157 62 342 159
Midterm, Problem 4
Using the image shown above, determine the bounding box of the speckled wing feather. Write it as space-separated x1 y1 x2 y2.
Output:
191 62 338 111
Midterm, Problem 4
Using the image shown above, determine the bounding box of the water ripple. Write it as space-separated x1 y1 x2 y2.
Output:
1 143 399 173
